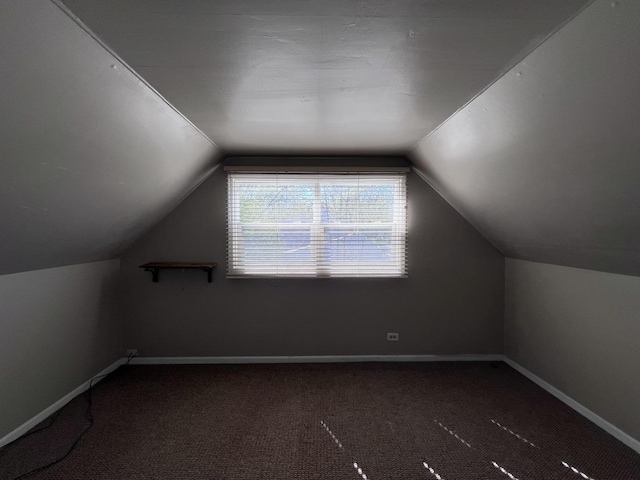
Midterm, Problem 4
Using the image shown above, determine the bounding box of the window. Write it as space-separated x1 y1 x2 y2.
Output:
227 171 407 278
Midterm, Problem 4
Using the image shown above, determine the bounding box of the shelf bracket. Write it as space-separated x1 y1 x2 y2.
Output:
143 266 160 283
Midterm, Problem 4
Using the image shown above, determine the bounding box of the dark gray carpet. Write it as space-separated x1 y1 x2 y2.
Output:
1 362 639 479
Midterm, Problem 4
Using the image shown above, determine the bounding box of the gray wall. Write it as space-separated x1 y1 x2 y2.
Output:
121 168 504 357
505 258 640 442
0 260 122 439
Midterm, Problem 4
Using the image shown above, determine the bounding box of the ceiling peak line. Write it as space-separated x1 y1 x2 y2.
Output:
50 0 225 154
407 0 598 155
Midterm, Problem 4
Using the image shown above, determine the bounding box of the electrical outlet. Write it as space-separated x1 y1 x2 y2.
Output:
387 333 399 341
127 349 139 358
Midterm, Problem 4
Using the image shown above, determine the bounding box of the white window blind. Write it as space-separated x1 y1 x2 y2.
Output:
227 172 407 278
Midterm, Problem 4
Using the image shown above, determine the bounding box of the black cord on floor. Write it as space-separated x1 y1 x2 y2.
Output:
11 410 62 441
10 353 137 480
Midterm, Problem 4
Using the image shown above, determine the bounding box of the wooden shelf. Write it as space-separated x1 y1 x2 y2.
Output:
139 262 217 283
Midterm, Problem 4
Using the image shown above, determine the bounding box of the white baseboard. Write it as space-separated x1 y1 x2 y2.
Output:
503 357 640 454
0 358 126 449
129 354 504 365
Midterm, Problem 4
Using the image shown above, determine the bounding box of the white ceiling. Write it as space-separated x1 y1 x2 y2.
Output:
412 0 640 276
0 1 220 275
7 0 637 278
61 0 588 154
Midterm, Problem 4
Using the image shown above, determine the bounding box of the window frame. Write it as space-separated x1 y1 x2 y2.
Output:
226 169 408 279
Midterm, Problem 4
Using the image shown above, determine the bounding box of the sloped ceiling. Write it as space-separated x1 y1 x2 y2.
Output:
61 0 587 154
7 0 629 278
411 0 640 276
0 1 221 275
